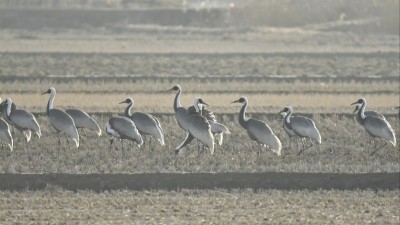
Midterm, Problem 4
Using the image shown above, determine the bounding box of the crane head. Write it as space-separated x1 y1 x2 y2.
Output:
42 87 56 95
168 85 181 92
231 97 247 104
119 98 133 104
351 98 365 106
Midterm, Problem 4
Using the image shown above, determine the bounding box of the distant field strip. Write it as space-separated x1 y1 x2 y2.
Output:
2 93 398 114
0 52 398 77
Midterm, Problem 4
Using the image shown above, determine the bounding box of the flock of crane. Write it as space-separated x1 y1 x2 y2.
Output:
0 85 398 157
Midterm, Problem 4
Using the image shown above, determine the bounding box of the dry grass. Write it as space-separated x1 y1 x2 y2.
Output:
0 112 398 174
0 79 398 114
0 188 398 224
2 91 398 114
1 79 399 95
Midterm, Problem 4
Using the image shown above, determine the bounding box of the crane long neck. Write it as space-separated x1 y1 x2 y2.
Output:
47 91 55 116
357 102 366 123
285 110 292 123
125 102 133 117
174 89 182 111
6 99 12 118
238 102 249 128
194 102 202 114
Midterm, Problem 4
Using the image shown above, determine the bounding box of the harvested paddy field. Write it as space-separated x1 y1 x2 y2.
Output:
0 189 398 224
0 1 399 223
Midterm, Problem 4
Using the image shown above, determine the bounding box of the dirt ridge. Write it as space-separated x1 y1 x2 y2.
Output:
1 172 398 192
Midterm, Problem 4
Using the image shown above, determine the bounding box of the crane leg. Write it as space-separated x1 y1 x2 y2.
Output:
370 141 387 156
109 138 114 151
25 136 29 151
57 132 61 146
297 138 307 156
148 136 152 151
121 140 125 159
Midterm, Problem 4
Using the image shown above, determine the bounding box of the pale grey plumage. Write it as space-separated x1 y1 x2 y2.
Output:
353 104 386 125
106 116 143 147
120 98 164 146
232 97 281 156
280 106 321 154
5 98 41 143
0 98 16 119
169 85 190 131
65 109 102 136
280 111 297 149
187 93 230 145
208 120 230 145
175 97 214 155
352 98 396 155
0 117 13 151
42 87 79 148
189 105 229 145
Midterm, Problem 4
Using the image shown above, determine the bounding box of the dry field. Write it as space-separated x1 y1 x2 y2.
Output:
0 1 399 223
0 189 399 224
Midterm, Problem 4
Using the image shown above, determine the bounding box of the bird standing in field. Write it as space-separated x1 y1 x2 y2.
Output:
0 98 16 119
232 97 281 156
279 106 321 155
352 104 386 125
65 109 102 137
4 98 41 149
42 87 79 148
105 116 143 157
175 97 214 155
187 101 230 146
169 85 190 132
351 98 396 155
171 84 229 147
119 97 164 148
0 109 13 151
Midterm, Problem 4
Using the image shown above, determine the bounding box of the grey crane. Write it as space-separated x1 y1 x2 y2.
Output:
42 87 79 148
169 85 190 132
65 109 102 137
279 110 297 151
119 97 164 147
351 98 396 155
208 120 230 146
4 98 41 148
188 101 230 146
0 98 17 136
279 106 321 155
232 97 281 156
169 84 229 146
105 116 143 157
0 98 16 119
175 97 214 155
352 104 386 125
0 115 13 152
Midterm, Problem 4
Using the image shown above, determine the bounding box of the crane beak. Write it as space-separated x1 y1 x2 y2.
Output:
41 91 48 95
395 106 400 109
350 101 358 105
231 99 240 103
119 100 127 104
202 101 209 106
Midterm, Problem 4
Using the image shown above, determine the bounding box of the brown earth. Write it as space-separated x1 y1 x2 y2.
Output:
0 173 398 192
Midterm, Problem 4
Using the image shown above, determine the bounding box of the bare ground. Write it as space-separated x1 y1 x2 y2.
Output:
0 5 399 224
0 172 398 192
0 189 398 224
